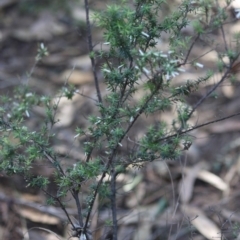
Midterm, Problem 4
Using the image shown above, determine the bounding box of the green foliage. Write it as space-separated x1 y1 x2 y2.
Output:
29 176 50 188
0 0 238 239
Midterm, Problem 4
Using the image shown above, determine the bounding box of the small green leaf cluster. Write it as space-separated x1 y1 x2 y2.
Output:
0 86 55 181
137 123 182 161
0 123 50 176
28 176 50 188
62 84 76 100
1 86 38 122
172 72 213 97
36 43 49 61
95 0 191 91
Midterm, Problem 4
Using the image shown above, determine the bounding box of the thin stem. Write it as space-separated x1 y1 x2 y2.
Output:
187 48 215 65
76 91 98 102
110 169 118 240
43 151 65 174
72 190 84 227
84 139 125 229
182 34 200 65
157 111 240 143
84 171 106 229
42 190 75 229
84 0 102 104
188 67 230 118
220 25 228 52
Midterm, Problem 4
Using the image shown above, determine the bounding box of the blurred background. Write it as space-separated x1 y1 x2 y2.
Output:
1 0 240 239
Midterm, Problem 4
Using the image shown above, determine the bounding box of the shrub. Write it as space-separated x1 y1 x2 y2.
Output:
1 0 240 239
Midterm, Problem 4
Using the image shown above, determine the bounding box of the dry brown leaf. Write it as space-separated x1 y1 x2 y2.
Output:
133 222 151 240
125 182 145 208
179 162 207 204
17 208 60 225
28 227 62 240
197 170 229 192
221 85 235 98
123 175 143 192
220 209 240 223
181 205 221 240
21 193 43 203
231 1 240 8
53 96 76 127
118 205 158 225
71 7 95 22
70 55 92 70
60 70 93 85
181 166 230 193
151 161 169 178
224 164 237 184
53 94 85 128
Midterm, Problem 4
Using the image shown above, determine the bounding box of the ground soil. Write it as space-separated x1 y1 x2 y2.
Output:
1 1 240 240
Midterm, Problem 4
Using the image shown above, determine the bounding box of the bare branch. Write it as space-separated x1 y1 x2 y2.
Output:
84 0 102 104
